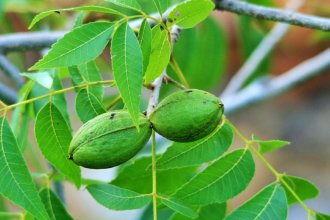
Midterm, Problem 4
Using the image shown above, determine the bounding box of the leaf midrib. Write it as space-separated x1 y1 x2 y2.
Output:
253 185 279 220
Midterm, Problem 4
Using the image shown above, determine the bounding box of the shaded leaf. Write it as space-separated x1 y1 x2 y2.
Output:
105 0 142 12
138 19 152 74
316 212 330 220
39 188 73 220
75 88 106 123
168 17 227 90
253 135 290 154
161 197 198 218
87 184 151 210
31 22 113 70
111 22 143 128
197 203 226 220
111 157 196 195
35 103 81 187
157 124 233 170
144 25 171 83
0 117 50 220
167 0 214 29
225 184 287 220
77 61 104 99
174 149 255 205
282 175 319 205
29 5 123 29
152 0 163 15
21 72 53 89
170 203 227 220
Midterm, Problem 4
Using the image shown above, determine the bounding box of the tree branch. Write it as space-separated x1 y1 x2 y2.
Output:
221 0 305 96
0 31 66 53
215 0 330 31
0 83 17 105
222 48 330 114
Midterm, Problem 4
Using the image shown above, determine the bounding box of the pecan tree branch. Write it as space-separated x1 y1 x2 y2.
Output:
222 48 330 114
215 0 330 31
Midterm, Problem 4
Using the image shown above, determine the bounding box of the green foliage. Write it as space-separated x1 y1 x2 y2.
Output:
0 117 49 220
253 135 290 154
87 184 151 210
39 188 73 220
111 22 143 128
105 0 142 13
169 17 227 90
167 0 215 29
174 149 255 205
35 103 81 187
0 0 328 219
225 183 288 220
161 197 198 219
144 25 171 84
138 19 152 74
282 175 319 204
157 124 233 170
31 22 114 69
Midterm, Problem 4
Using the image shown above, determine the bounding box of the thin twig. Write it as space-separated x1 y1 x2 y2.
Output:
0 80 114 112
0 54 24 88
221 0 305 96
215 0 330 31
222 48 330 114
146 72 165 116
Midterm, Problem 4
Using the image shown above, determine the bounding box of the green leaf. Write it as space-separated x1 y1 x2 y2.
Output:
253 135 290 154
21 72 53 89
151 0 163 15
29 5 123 29
144 25 171 84
75 88 106 123
0 117 50 220
170 203 227 220
225 183 287 220
39 188 73 220
138 19 152 74
316 212 330 220
105 0 142 12
174 149 255 205
169 17 227 90
87 184 151 210
197 203 226 220
11 81 33 150
161 197 198 219
282 175 319 205
111 157 196 195
77 61 104 99
30 22 114 70
157 124 233 170
111 22 143 128
35 103 81 187
167 0 214 29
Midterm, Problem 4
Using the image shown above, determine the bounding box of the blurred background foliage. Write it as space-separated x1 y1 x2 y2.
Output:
0 0 330 219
